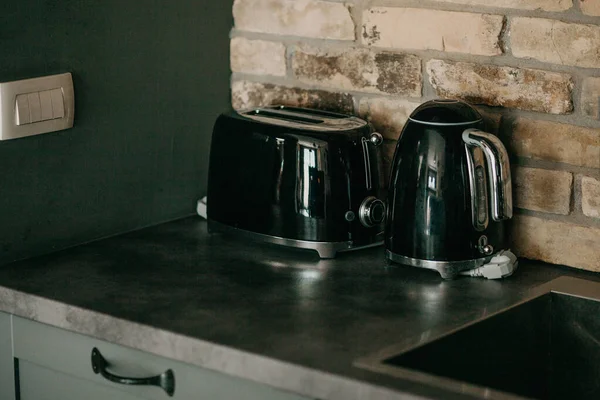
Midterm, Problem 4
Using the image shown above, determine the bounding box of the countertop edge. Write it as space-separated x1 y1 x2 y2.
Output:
0 286 423 400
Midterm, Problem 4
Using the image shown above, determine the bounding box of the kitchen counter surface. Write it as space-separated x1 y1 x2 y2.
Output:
0 217 597 399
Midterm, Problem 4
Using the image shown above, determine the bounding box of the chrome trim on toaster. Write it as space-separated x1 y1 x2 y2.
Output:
294 135 329 218
209 219 383 259
361 137 372 190
386 250 494 280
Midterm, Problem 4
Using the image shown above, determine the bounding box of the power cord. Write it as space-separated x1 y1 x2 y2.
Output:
460 250 518 280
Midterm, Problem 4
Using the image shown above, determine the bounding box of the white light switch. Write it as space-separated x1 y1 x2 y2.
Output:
0 73 74 140
15 94 30 125
28 92 42 123
39 90 53 121
50 88 64 119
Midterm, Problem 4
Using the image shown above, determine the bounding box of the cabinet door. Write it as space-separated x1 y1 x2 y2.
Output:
19 360 144 400
0 312 15 400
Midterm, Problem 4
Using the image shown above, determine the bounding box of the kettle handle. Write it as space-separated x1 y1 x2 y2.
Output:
462 129 513 222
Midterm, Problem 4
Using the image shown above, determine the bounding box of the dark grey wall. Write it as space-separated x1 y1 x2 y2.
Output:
0 1 232 264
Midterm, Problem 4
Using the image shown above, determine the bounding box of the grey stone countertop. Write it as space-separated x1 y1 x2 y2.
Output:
0 217 598 400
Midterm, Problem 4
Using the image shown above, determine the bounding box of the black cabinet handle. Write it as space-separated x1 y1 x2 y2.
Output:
91 347 175 397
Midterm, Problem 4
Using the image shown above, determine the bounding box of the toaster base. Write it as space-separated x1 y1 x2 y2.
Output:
208 219 383 258
386 250 494 280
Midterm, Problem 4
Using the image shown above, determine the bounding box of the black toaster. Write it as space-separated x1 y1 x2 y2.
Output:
207 106 386 258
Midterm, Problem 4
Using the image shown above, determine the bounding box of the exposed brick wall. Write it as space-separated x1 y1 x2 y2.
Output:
230 0 600 272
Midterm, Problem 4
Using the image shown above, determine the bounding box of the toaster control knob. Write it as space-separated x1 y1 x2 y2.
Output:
369 132 383 146
359 197 385 228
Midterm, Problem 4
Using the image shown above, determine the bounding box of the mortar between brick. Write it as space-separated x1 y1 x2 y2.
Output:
363 0 598 23
512 157 600 184
514 208 600 229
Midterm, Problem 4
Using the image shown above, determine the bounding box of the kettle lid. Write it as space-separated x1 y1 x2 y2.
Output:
409 99 482 125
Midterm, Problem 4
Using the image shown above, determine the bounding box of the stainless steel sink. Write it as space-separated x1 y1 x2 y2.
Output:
355 277 600 400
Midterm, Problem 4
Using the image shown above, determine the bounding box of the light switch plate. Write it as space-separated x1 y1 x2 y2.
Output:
0 73 74 140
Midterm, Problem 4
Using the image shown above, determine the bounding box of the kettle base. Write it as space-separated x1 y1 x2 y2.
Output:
386 250 493 280
208 219 383 259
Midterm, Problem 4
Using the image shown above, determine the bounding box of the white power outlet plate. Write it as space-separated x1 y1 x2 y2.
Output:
0 73 74 140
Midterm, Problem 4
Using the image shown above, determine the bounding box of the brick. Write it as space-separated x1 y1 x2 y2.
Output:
582 77 600 120
511 18 600 69
475 108 503 134
512 215 600 271
426 60 573 114
230 38 286 76
358 97 418 140
362 8 504 56
580 0 600 16
231 80 354 113
582 176 600 219
431 0 572 11
233 0 354 40
509 118 600 168
513 167 572 215
292 46 422 96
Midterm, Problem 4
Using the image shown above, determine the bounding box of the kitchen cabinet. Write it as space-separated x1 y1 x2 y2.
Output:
0 312 309 400
0 312 15 399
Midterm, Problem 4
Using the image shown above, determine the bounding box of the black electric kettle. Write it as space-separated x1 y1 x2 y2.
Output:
385 99 513 279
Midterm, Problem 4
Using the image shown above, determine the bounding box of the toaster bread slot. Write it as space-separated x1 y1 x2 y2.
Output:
245 109 324 124
240 106 368 131
266 106 347 119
